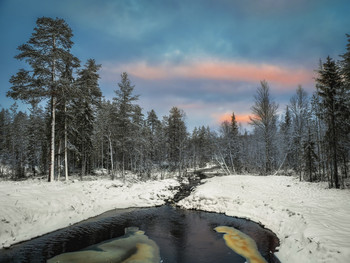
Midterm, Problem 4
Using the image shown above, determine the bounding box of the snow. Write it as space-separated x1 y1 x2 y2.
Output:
0 177 179 249
178 175 350 263
1 174 350 263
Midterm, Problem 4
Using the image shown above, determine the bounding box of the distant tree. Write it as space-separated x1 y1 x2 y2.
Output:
94 99 117 178
146 109 162 165
316 56 343 188
340 34 350 87
113 72 139 181
190 125 214 169
0 109 11 176
27 102 45 177
7 17 79 182
73 59 102 179
10 107 28 179
303 126 318 182
278 106 293 172
130 105 146 176
339 34 350 179
167 107 187 175
250 81 279 174
289 86 309 180
219 112 241 173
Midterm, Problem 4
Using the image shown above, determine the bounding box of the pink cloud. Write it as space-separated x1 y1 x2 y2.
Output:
220 113 251 123
211 112 251 126
103 60 314 87
218 113 251 124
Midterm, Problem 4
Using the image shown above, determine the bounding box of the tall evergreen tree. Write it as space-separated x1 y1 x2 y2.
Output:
167 107 187 174
113 72 139 180
339 34 350 177
316 56 343 188
146 109 162 164
73 59 102 179
7 17 79 182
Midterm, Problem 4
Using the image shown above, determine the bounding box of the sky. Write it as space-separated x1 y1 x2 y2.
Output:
0 0 349 132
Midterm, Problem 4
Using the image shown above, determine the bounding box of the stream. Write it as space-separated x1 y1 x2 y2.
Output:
0 171 280 263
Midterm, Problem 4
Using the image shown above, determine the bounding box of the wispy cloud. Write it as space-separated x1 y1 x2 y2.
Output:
101 60 314 87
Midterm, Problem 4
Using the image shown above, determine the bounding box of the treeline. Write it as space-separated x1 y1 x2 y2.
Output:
0 17 349 188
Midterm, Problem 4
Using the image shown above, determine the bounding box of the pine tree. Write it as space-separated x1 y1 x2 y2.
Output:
339 34 350 179
146 109 162 165
303 126 318 182
73 59 102 179
130 105 146 176
316 56 343 188
113 72 139 181
58 54 80 180
167 107 187 175
340 34 350 86
7 17 79 182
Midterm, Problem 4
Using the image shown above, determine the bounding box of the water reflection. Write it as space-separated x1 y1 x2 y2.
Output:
215 226 267 263
0 206 279 263
48 227 160 263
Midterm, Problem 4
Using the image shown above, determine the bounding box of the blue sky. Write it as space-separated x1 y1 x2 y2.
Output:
1 0 349 131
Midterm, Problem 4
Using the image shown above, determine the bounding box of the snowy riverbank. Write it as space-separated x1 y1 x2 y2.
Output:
0 177 179 249
178 175 350 263
1 175 349 263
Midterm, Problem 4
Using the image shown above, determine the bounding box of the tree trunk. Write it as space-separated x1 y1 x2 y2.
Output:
64 104 69 181
58 138 62 180
49 35 56 182
108 132 114 180
331 110 339 188
81 151 86 181
49 96 56 182
122 152 125 183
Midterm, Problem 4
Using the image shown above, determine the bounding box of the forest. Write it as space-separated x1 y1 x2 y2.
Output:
0 17 349 189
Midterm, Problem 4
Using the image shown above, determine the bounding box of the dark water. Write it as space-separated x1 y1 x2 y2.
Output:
0 206 280 263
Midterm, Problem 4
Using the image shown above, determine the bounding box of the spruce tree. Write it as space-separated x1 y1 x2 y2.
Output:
303 126 318 182
316 56 343 188
167 107 187 174
113 72 139 181
146 109 162 164
73 59 102 179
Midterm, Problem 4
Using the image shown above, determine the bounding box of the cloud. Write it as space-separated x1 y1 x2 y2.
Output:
101 59 314 87
217 113 251 124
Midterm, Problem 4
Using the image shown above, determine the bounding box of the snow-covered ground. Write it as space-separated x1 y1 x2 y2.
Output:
1 174 349 263
0 177 179 249
178 175 350 263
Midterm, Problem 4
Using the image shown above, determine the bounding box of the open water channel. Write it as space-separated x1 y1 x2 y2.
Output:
0 205 280 263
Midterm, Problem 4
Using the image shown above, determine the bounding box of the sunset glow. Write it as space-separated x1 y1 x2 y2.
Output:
1 0 349 131
103 60 314 87
217 113 251 124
